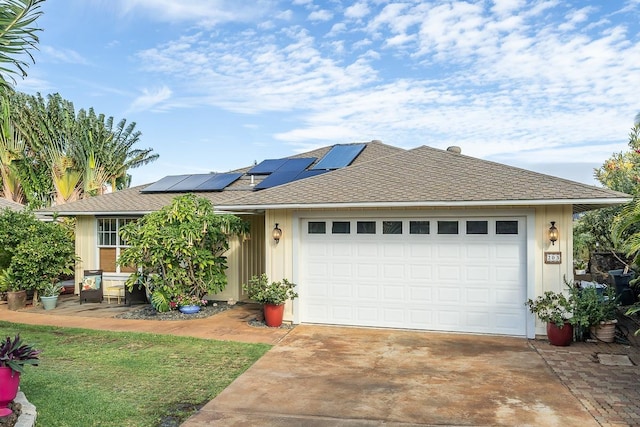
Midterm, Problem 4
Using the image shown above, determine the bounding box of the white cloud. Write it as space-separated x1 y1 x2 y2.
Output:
129 1 639 170
308 9 333 22
114 0 275 27
40 46 89 65
345 2 370 19
128 86 172 112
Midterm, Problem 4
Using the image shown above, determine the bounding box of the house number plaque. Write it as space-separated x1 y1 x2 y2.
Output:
544 252 562 264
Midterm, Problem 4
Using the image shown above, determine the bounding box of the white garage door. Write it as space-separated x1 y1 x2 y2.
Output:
299 217 527 336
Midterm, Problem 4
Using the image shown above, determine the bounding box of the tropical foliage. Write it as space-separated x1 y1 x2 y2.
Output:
0 208 75 292
0 0 44 88
118 195 249 312
0 334 40 374
0 89 159 208
574 114 640 258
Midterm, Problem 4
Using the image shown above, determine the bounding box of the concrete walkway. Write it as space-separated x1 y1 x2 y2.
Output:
0 297 291 345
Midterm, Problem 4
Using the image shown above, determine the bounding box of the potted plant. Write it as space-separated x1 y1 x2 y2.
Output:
243 274 298 327
572 284 618 343
0 270 26 311
0 335 40 417
526 291 575 346
574 260 587 275
40 282 64 310
170 294 208 314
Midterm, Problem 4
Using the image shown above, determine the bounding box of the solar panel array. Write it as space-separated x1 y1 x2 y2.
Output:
142 144 367 193
141 173 242 193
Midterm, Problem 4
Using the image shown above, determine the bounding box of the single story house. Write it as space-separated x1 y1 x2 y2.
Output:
40 141 630 338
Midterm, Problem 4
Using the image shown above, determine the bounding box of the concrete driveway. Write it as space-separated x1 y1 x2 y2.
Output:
183 325 598 426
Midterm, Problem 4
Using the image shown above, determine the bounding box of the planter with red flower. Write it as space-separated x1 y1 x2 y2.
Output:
243 274 298 327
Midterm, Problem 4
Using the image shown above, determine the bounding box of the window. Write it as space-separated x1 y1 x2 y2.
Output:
332 221 351 234
97 218 137 273
410 221 430 234
437 221 459 234
357 221 376 234
466 221 488 235
383 221 402 234
496 220 519 235
308 222 326 234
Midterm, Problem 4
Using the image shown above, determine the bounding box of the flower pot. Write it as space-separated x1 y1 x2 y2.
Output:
40 295 59 310
0 367 20 417
574 269 586 275
590 319 617 343
179 305 201 314
263 303 285 327
546 322 573 346
6 290 26 311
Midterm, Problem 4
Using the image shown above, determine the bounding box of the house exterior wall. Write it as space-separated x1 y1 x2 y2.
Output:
74 213 266 303
264 205 576 336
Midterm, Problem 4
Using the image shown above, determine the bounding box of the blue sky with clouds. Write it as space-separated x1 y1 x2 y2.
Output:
14 0 640 187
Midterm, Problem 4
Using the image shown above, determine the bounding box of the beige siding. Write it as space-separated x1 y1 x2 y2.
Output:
75 216 97 294
209 214 265 302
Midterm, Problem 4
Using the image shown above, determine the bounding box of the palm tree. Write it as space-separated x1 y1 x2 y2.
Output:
0 0 44 88
0 88 25 202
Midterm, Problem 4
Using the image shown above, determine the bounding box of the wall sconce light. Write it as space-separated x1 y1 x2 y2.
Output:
272 223 282 243
548 221 559 245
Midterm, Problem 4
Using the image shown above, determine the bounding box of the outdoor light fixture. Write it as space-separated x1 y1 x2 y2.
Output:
272 223 282 243
548 221 559 245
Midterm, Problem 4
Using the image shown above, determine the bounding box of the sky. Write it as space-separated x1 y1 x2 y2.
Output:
14 0 640 187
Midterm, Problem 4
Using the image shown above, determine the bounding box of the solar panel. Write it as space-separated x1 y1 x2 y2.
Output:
254 171 300 190
141 175 191 193
296 169 328 180
275 157 316 173
247 159 288 175
311 143 366 170
166 174 215 191
195 173 243 191
254 168 328 190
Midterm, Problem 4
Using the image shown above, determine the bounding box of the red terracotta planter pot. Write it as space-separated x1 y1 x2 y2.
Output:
546 322 573 346
0 367 20 417
263 303 285 327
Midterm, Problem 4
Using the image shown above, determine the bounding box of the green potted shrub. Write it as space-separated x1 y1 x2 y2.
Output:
40 282 64 310
572 284 618 342
243 274 298 327
0 335 40 417
526 291 575 346
574 259 587 275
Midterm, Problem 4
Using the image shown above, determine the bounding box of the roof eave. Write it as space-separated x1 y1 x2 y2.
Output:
217 197 632 212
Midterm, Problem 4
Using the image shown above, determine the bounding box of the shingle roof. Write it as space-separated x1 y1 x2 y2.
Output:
0 198 24 211
218 146 630 212
38 141 405 215
38 142 629 216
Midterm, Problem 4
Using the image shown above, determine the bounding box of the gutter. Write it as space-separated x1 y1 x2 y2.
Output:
216 197 632 211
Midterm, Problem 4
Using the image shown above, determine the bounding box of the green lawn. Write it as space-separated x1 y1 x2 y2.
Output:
0 321 271 427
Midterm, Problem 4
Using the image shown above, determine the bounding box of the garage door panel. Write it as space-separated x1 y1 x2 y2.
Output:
466 288 490 303
331 263 352 277
409 285 432 302
356 243 378 257
382 263 405 279
383 243 405 257
409 265 432 279
300 216 527 336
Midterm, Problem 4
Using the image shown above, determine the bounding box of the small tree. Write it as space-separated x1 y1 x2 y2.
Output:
118 194 249 312
0 208 76 293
